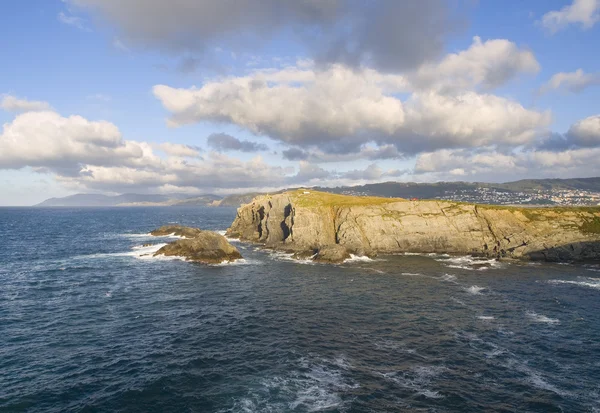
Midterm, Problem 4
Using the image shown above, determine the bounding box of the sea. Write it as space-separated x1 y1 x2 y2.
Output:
1 206 599 412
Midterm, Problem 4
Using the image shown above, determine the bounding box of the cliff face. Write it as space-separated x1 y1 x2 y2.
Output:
226 190 600 262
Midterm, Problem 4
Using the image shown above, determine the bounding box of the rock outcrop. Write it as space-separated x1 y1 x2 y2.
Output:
151 226 242 264
150 225 203 238
313 244 351 264
226 190 600 262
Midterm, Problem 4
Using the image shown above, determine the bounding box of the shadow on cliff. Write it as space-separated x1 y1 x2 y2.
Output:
525 240 600 262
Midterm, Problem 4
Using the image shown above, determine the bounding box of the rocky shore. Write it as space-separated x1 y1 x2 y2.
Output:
226 190 600 263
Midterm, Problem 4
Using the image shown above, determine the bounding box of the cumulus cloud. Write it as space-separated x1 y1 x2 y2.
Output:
1 95 53 113
567 114 600 146
158 142 201 158
153 64 406 152
415 113 600 181
207 133 268 153
403 91 551 152
540 0 600 33
66 0 458 72
154 63 549 155
418 146 600 181
410 36 539 92
0 111 154 174
538 69 600 94
0 106 379 193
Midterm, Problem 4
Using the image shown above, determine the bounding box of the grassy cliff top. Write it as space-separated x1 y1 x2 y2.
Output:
277 189 600 214
286 189 405 207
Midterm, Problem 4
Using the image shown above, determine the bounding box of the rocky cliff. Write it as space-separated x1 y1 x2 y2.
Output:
226 190 600 262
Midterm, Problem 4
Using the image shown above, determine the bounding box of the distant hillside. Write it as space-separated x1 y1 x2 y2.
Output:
35 193 215 207
310 177 600 206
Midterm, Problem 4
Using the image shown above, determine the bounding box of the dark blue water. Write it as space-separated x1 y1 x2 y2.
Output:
1 207 599 412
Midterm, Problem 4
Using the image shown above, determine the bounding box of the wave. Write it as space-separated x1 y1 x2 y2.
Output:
120 232 185 239
228 357 356 412
526 311 560 324
209 258 262 267
439 273 457 282
345 254 374 263
548 277 600 290
436 255 505 271
477 316 495 321
465 285 486 295
380 365 446 399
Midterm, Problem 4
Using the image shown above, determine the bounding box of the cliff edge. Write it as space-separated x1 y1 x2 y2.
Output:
226 190 600 262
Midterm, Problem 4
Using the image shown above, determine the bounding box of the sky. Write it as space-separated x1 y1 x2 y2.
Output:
1 0 600 205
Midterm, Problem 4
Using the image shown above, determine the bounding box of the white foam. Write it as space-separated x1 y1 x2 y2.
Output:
401 272 425 277
465 285 486 295
440 273 457 282
209 258 261 267
345 254 374 263
216 230 239 243
477 316 495 321
549 278 600 290
249 357 357 412
380 365 446 399
526 311 560 324
121 232 185 239
436 255 505 271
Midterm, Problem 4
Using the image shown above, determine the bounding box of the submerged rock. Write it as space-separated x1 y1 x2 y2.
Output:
151 226 242 264
150 225 202 238
313 244 351 264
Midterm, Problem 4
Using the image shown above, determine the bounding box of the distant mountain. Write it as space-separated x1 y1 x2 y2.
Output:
35 177 600 207
35 193 219 207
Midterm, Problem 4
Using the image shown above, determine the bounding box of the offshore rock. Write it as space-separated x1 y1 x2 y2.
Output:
313 244 351 264
226 190 600 262
150 225 203 238
152 226 242 264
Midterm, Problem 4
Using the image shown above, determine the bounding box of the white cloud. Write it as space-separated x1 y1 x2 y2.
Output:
540 0 600 32
1 95 53 113
411 36 540 92
154 62 549 155
538 69 600 94
157 142 201 158
567 114 600 146
153 64 406 151
113 38 130 52
415 146 600 181
0 111 153 173
404 91 551 150
414 113 600 181
58 11 90 31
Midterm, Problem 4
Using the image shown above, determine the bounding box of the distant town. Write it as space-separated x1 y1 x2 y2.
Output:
332 179 600 207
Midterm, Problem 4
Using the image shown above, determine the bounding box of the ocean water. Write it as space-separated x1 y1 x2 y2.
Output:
1 207 599 413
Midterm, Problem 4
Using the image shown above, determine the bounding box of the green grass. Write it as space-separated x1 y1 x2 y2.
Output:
289 189 405 208
580 217 600 234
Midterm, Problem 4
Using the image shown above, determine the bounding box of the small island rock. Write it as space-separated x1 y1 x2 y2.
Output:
153 229 242 264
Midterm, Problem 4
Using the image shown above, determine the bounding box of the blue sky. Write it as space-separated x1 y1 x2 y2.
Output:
1 0 600 205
